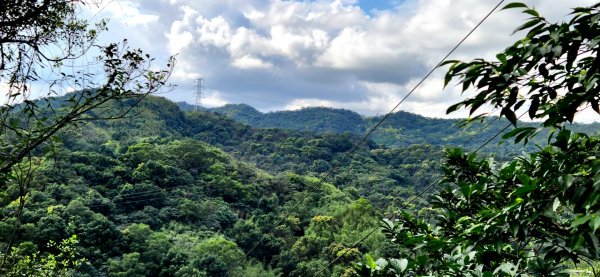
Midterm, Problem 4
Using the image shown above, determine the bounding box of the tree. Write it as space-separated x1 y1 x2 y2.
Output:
0 0 173 266
108 252 148 277
0 235 87 276
358 2 600 276
0 0 174 175
444 2 600 134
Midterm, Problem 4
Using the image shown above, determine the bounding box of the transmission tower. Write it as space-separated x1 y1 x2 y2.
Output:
195 78 204 112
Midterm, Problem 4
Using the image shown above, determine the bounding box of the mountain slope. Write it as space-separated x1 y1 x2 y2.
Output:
210 104 364 133
207 102 600 155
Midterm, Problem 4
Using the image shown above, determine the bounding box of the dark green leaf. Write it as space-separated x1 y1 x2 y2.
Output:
547 87 557 99
513 18 542 34
446 102 463 114
592 100 600 115
497 53 507 65
502 107 518 125
539 64 548 78
522 9 540 17
502 2 528 10
529 97 539 119
513 185 536 197
515 99 526 110
572 214 592 227
591 215 600 233
508 87 518 106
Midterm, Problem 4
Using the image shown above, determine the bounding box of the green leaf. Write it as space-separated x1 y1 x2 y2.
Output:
513 18 542 34
589 38 600 49
572 214 592 228
515 99 526 110
590 214 600 233
439 59 460 67
446 102 463 114
494 262 518 275
444 72 453 87
502 107 518 125
558 174 574 190
547 87 557 99
365 254 377 269
539 63 548 78
591 100 600 115
566 40 582 72
522 9 540 17
390 258 408 272
497 53 507 65
508 87 518 106
529 97 539 119
584 231 600 255
551 45 563 57
501 3 528 10
513 185 536 197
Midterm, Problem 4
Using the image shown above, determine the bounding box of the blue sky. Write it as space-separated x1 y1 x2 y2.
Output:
357 0 405 14
84 0 599 123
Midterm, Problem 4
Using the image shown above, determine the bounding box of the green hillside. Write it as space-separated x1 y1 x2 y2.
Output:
4 1 599 275
1 96 444 276
3 95 598 275
209 102 600 157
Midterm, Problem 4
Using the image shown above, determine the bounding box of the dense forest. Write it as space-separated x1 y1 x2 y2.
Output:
206 103 599 153
2 0 600 276
1 95 598 275
0 96 446 275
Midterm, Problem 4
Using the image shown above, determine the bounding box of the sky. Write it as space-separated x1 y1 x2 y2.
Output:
85 0 599 122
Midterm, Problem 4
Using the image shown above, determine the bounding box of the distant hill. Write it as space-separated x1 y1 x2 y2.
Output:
210 104 364 133
209 104 264 125
205 102 600 156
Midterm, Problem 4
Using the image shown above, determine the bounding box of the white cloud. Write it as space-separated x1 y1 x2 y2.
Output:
166 21 194 54
90 0 599 123
231 55 273 69
97 1 160 27
197 16 232 48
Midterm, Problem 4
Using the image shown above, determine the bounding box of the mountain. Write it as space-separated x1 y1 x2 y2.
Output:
5 95 597 276
209 103 264 125
2 95 445 275
207 102 600 156
210 104 364 133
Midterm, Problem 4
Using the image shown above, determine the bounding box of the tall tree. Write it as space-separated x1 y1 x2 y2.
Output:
0 0 174 174
0 0 174 270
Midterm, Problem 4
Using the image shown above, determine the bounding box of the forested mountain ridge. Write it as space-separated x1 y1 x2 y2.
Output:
3 94 598 275
1 95 442 276
2 0 598 275
210 104 364 134
206 102 599 155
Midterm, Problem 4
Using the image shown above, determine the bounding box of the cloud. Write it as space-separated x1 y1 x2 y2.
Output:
231 55 274 69
86 0 599 123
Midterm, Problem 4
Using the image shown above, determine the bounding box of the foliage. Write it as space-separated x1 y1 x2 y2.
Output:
0 235 87 276
207 103 599 156
369 132 599 275
0 103 416 275
443 2 600 140
0 0 174 176
360 2 600 276
2 4 599 273
0 0 173 271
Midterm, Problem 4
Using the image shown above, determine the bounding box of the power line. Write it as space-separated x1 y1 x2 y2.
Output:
55 111 503 212
314 110 524 276
224 0 505 275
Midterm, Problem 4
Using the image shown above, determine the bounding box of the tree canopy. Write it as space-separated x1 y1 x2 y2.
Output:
357 2 600 276
0 0 173 272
